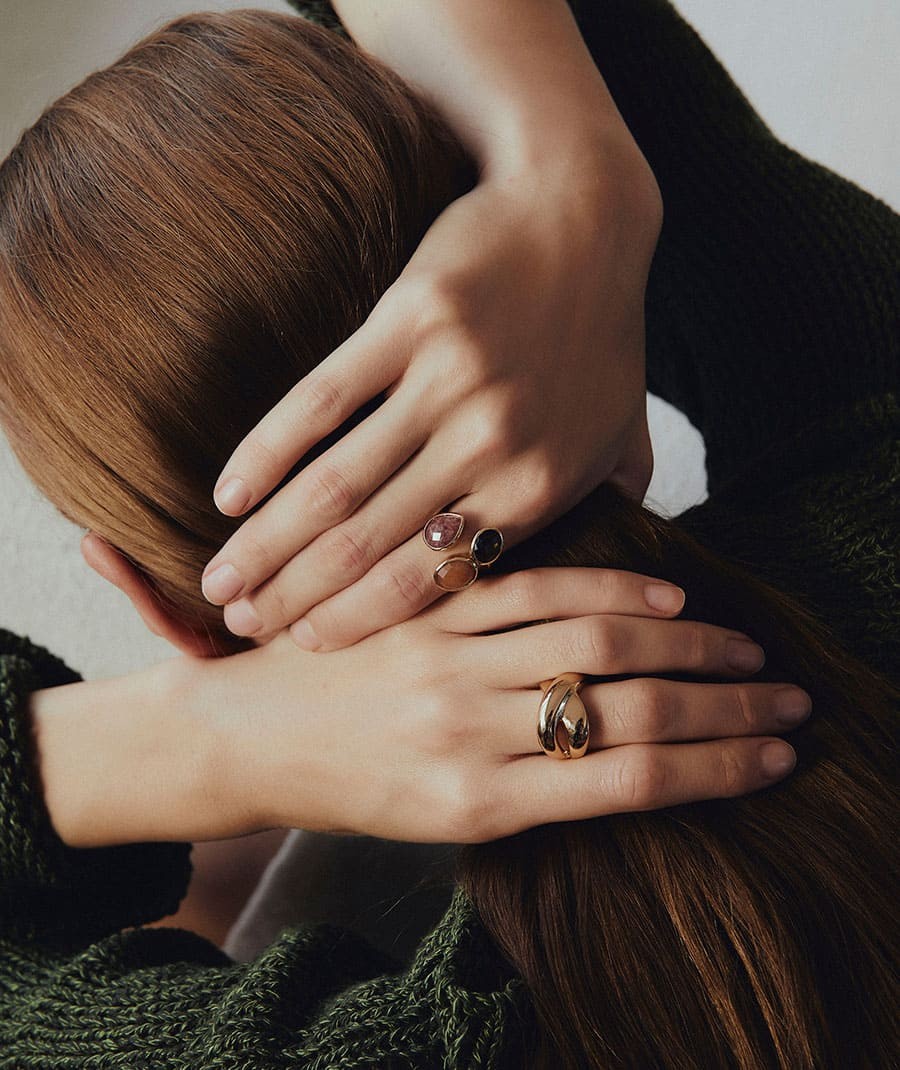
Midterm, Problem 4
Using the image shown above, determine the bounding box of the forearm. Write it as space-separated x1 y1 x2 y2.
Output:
30 658 249 848
330 0 631 181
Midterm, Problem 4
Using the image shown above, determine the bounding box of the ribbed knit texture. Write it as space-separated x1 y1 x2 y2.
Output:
1 1 897 1065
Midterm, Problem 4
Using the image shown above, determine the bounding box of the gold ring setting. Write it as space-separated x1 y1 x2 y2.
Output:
537 673 589 759
423 512 504 592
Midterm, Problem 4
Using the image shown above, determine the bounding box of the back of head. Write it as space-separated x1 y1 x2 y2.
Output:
0 11 896 1069
0 9 474 645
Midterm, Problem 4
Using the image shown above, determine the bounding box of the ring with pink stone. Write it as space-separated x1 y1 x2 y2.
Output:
422 513 504 593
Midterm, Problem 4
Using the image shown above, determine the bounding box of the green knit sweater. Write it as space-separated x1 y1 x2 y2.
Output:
1 1 897 1066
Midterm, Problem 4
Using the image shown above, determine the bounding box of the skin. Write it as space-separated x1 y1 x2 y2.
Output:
201 0 662 651
22 2 807 937
28 536 805 851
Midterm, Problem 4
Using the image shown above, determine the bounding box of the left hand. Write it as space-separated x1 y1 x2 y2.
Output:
201 131 661 651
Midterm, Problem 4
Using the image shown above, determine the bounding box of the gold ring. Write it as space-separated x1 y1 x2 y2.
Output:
537 673 589 759
428 520 504 593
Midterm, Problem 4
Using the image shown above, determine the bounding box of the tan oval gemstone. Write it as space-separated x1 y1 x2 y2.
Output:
433 555 478 591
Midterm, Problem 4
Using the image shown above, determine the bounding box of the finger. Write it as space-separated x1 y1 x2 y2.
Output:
213 323 406 516
286 479 547 649
582 679 812 747
287 503 517 649
221 440 467 638
429 567 686 634
465 614 766 689
202 393 426 605
476 737 797 839
489 680 811 756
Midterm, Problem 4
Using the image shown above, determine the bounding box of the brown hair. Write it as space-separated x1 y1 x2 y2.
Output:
0 9 475 648
0 11 896 1068
464 488 898 1069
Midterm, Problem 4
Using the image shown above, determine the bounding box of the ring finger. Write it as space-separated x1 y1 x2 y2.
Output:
286 468 546 647
490 679 812 757
223 440 492 639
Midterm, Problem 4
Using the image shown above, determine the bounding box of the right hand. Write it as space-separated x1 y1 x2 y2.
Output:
201 568 807 844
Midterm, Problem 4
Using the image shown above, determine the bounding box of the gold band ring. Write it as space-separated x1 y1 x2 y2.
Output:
423 513 504 592
537 673 589 759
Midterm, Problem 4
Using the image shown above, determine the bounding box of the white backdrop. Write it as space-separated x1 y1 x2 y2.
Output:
0 1 897 679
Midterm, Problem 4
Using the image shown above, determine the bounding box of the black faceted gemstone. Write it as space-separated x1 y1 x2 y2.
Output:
471 527 503 566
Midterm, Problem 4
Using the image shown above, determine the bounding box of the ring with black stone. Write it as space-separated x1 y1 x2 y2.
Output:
431 525 504 593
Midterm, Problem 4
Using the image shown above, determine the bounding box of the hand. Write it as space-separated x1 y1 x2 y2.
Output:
202 138 662 651
201 569 805 844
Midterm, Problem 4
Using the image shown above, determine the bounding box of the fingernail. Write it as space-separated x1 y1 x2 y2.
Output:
644 583 685 613
201 563 244 605
214 477 251 515
774 686 812 726
291 618 321 652
225 600 262 637
726 638 766 673
759 741 796 779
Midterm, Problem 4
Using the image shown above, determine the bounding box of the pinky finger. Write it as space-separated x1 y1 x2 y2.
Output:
480 737 796 840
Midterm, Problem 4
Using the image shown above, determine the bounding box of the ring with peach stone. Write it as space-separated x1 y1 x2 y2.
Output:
423 516 505 593
537 673 590 759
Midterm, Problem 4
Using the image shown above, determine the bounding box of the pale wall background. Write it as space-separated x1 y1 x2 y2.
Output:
1 1 897 679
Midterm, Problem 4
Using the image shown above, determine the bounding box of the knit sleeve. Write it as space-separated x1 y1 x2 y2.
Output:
0 628 420 1066
569 0 899 496
0 630 194 947
284 0 348 38
0 642 505 1068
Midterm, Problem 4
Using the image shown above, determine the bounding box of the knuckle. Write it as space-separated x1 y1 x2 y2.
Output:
618 746 669 810
404 273 454 329
733 684 756 733
259 580 292 630
683 624 710 669
518 458 559 518
501 570 543 617
322 525 375 579
418 273 475 333
384 560 432 612
630 679 673 740
464 407 508 465
480 388 518 431
438 771 486 843
419 692 470 755
305 464 358 524
301 375 345 426
242 433 281 478
717 743 745 795
590 568 623 606
233 525 277 578
583 617 626 673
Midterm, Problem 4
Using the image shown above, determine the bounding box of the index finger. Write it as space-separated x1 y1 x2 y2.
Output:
213 323 404 516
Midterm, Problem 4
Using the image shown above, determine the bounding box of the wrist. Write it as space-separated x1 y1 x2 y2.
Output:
30 657 247 848
489 108 658 206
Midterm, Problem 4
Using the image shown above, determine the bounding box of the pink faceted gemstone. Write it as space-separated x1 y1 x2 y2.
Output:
422 512 464 551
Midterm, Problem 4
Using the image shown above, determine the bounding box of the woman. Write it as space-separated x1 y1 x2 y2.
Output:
0 3 896 1069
